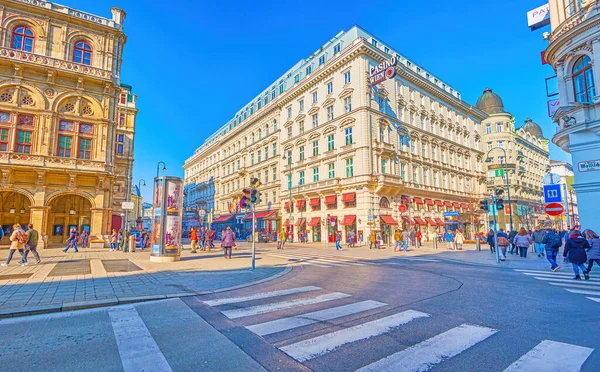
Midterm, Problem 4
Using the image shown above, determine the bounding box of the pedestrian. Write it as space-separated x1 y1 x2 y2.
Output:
141 230 149 249
80 229 89 249
444 230 454 250
117 230 123 251
63 227 79 253
303 230 308 244
486 229 495 253
393 229 402 252
110 229 117 251
205 228 212 252
402 230 410 252
288 230 293 243
455 230 464 250
279 229 287 249
347 230 355 248
211 229 216 248
542 228 562 272
532 226 546 257
1 224 28 266
335 231 342 250
410 230 416 247
508 229 518 255
564 230 590 280
416 229 422 247
497 229 510 261
23 223 41 264
369 231 376 249
513 228 533 258
190 227 198 253
358 232 363 247
199 227 206 251
221 226 236 259
584 229 600 273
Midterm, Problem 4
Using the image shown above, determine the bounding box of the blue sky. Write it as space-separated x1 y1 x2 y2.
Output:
64 0 565 201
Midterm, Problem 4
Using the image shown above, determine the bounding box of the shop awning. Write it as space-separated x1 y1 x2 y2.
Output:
243 210 277 221
469 204 475 211
414 217 427 226
425 217 437 226
342 192 356 203
425 199 434 206
325 195 337 205
342 215 356 226
453 202 461 208
296 199 306 208
434 200 443 207
414 197 424 205
380 215 398 225
295 218 306 226
460 203 468 209
435 218 445 226
328 216 337 222
402 216 415 225
401 195 412 204
213 215 234 223
309 198 321 207
284 202 290 210
283 219 290 227
308 217 321 227
444 201 452 207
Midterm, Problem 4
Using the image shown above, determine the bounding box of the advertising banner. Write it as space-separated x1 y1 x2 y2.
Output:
151 176 183 262
527 3 550 31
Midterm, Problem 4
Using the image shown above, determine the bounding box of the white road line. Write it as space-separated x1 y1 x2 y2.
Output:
203 286 322 306
281 254 367 266
524 273 600 282
222 292 352 319
549 282 600 290
108 305 172 372
357 324 497 372
565 288 600 296
504 340 593 372
586 297 600 303
279 310 429 362
535 277 600 285
287 253 381 265
268 254 332 267
516 269 575 276
392 258 441 262
247 300 387 336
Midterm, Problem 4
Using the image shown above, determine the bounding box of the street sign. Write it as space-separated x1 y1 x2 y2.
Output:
198 209 206 217
505 205 511 214
398 204 407 213
122 201 134 210
488 164 515 170
543 184 562 203
544 203 565 216
494 169 504 177
543 173 561 185
444 212 459 217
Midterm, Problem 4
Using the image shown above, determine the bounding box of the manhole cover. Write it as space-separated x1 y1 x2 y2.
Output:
0 273 33 280
47 259 91 277
102 259 142 273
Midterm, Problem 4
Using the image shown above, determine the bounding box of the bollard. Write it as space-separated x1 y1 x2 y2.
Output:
476 237 481 251
433 237 437 250
128 235 136 252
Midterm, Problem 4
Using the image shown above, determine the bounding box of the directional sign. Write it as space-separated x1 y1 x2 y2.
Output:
444 212 459 217
544 203 565 216
494 169 504 177
543 173 561 185
122 201 134 210
543 184 562 203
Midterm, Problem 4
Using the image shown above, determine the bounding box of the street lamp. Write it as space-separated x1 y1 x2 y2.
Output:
137 179 146 221
485 147 513 232
282 154 293 240
156 161 167 179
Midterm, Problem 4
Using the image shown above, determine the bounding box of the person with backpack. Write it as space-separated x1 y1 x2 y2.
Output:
513 228 533 258
63 227 79 253
542 228 562 272
564 230 590 280
496 229 510 261
2 224 28 266
584 229 600 274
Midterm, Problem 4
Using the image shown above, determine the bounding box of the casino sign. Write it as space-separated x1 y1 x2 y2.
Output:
369 56 397 86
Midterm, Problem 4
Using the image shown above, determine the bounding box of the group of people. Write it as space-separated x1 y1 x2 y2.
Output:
188 227 216 253
391 228 464 252
1 224 41 266
63 228 89 253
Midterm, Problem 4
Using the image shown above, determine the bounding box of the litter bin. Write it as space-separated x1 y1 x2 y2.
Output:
128 235 136 252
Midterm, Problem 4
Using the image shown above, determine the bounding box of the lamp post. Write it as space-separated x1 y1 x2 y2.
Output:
485 147 513 232
281 154 293 240
137 179 146 222
153 161 167 206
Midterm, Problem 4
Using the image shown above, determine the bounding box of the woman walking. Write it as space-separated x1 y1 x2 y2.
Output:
277 229 286 249
205 228 212 252
64 228 79 253
455 230 465 250
585 230 600 273
513 228 533 258
221 226 236 259
444 230 454 250
1 224 27 267
110 229 117 251
564 230 590 280
486 229 495 253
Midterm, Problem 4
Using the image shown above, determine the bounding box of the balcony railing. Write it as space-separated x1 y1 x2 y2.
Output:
0 152 112 172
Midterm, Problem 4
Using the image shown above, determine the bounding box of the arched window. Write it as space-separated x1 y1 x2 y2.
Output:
573 56 596 103
379 197 390 208
73 40 92 65
12 26 34 52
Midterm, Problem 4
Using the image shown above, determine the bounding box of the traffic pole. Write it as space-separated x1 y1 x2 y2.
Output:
492 195 499 264
251 204 256 271
563 183 571 229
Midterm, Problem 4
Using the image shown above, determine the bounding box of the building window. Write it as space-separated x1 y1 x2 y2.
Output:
312 91 318 103
345 127 353 145
299 171 305 185
294 74 300 84
272 167 277 181
573 55 596 103
116 134 124 154
334 43 341 54
287 150 292 165
401 164 406 181
496 122 503 132
497 141 504 149
410 139 415 153
257 150 261 162
327 106 334 121
73 40 92 65
381 159 387 173
313 167 319 182
15 130 32 154
299 100 304 112
327 134 335 151
485 123 491 134
287 107 292 118
319 55 325 65
312 113 319 128
0 128 9 151
299 145 305 161
12 26 35 52
272 143 277 157
279 85 284 94
306 65 312 75
78 138 92 159
345 157 354 177
299 120 305 134
58 135 72 157
327 82 333 95
344 97 352 113
328 163 335 179
312 140 319 156
18 114 34 125
371 39 378 47
287 126 292 139
380 127 385 142
251 153 255 165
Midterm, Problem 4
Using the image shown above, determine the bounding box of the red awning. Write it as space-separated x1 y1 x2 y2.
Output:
213 215 234 223
342 215 356 226
308 217 321 227
469 204 475 211
434 200 443 207
444 201 452 207
414 197 424 205
295 218 306 226
380 215 398 225
296 199 306 208
425 217 437 226
283 219 290 227
402 216 415 225
453 202 461 208
401 195 412 204
243 210 278 220
284 202 290 210
425 199 434 206
309 198 321 207
325 195 337 205
342 193 356 203
329 216 337 222
460 203 468 209
435 218 445 226
414 217 427 226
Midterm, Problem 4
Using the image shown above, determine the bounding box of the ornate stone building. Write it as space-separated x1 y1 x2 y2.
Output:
0 1 137 246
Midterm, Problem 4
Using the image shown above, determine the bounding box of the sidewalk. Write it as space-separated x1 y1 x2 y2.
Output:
0 245 288 318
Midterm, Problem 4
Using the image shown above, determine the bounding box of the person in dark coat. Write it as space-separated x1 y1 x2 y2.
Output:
564 230 590 280
584 229 600 273
486 229 495 253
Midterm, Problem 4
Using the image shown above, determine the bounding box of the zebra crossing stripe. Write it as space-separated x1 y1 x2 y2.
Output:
503 340 593 372
549 282 600 290
203 286 321 306
247 300 387 336
586 297 600 303
279 310 429 362
282 254 366 266
357 324 497 372
516 269 574 276
534 277 600 285
268 254 332 267
565 288 600 296
222 292 352 319
526 273 600 282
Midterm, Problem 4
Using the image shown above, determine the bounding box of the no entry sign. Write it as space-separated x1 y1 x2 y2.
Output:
544 203 565 216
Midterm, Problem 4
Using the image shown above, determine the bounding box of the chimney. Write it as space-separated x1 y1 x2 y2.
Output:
110 7 126 25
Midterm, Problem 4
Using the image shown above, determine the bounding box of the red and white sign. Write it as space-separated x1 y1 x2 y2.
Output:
505 205 511 214
544 203 565 216
398 204 407 213
541 51 547 65
547 99 560 117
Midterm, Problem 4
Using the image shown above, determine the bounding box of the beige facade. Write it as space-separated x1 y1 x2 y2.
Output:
184 26 488 243
0 1 137 246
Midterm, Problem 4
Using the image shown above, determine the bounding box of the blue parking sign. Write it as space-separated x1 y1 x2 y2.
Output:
543 184 562 203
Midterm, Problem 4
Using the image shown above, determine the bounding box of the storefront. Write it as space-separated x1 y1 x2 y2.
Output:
308 217 321 242
401 216 415 231
295 217 307 242
342 215 356 244
380 215 398 244
243 210 278 241
326 215 337 243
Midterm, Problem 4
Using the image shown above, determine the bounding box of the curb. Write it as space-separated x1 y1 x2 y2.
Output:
0 266 293 319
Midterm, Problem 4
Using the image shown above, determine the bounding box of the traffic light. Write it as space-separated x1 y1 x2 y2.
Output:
495 188 504 210
250 189 259 204
250 177 261 188
240 188 251 209
479 199 489 211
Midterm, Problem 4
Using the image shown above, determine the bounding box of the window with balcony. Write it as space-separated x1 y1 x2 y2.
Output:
73 40 92 65
12 26 34 52
313 167 319 182
312 140 319 156
328 163 335 179
327 106 334 121
573 55 596 103
345 157 354 177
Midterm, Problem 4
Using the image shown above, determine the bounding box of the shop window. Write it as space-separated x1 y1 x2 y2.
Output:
12 26 35 52
73 40 92 65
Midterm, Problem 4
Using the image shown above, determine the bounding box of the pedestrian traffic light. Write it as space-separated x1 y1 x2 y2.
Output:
495 188 504 210
250 189 259 204
254 191 262 205
479 199 489 211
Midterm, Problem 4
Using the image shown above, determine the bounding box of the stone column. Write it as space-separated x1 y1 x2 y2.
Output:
90 208 109 236
29 206 49 249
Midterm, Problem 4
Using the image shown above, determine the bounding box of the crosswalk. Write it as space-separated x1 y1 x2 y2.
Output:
515 269 600 303
202 284 595 371
267 251 440 268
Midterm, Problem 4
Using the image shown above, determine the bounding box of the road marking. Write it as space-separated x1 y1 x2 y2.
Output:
391 257 441 262
222 292 352 319
268 254 332 267
203 286 322 306
516 269 575 276
247 300 387 336
504 340 593 372
357 324 497 372
565 288 600 296
524 273 600 282
108 305 172 372
281 254 367 266
586 297 600 303
279 310 429 362
533 277 600 285
549 282 600 290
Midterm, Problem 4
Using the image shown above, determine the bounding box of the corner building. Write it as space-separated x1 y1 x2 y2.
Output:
0 1 137 245
184 26 487 244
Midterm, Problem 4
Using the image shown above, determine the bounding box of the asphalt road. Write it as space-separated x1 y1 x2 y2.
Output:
0 248 598 371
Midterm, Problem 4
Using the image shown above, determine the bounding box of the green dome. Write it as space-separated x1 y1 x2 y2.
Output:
475 88 505 114
521 118 544 138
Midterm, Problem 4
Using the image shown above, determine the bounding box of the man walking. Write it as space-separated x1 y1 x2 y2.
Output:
335 231 342 250
23 224 41 264
1 224 27 266
542 228 562 271
394 229 402 252
532 226 546 257
80 229 89 249
347 230 355 248
190 227 198 253
63 228 79 253
402 229 410 252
